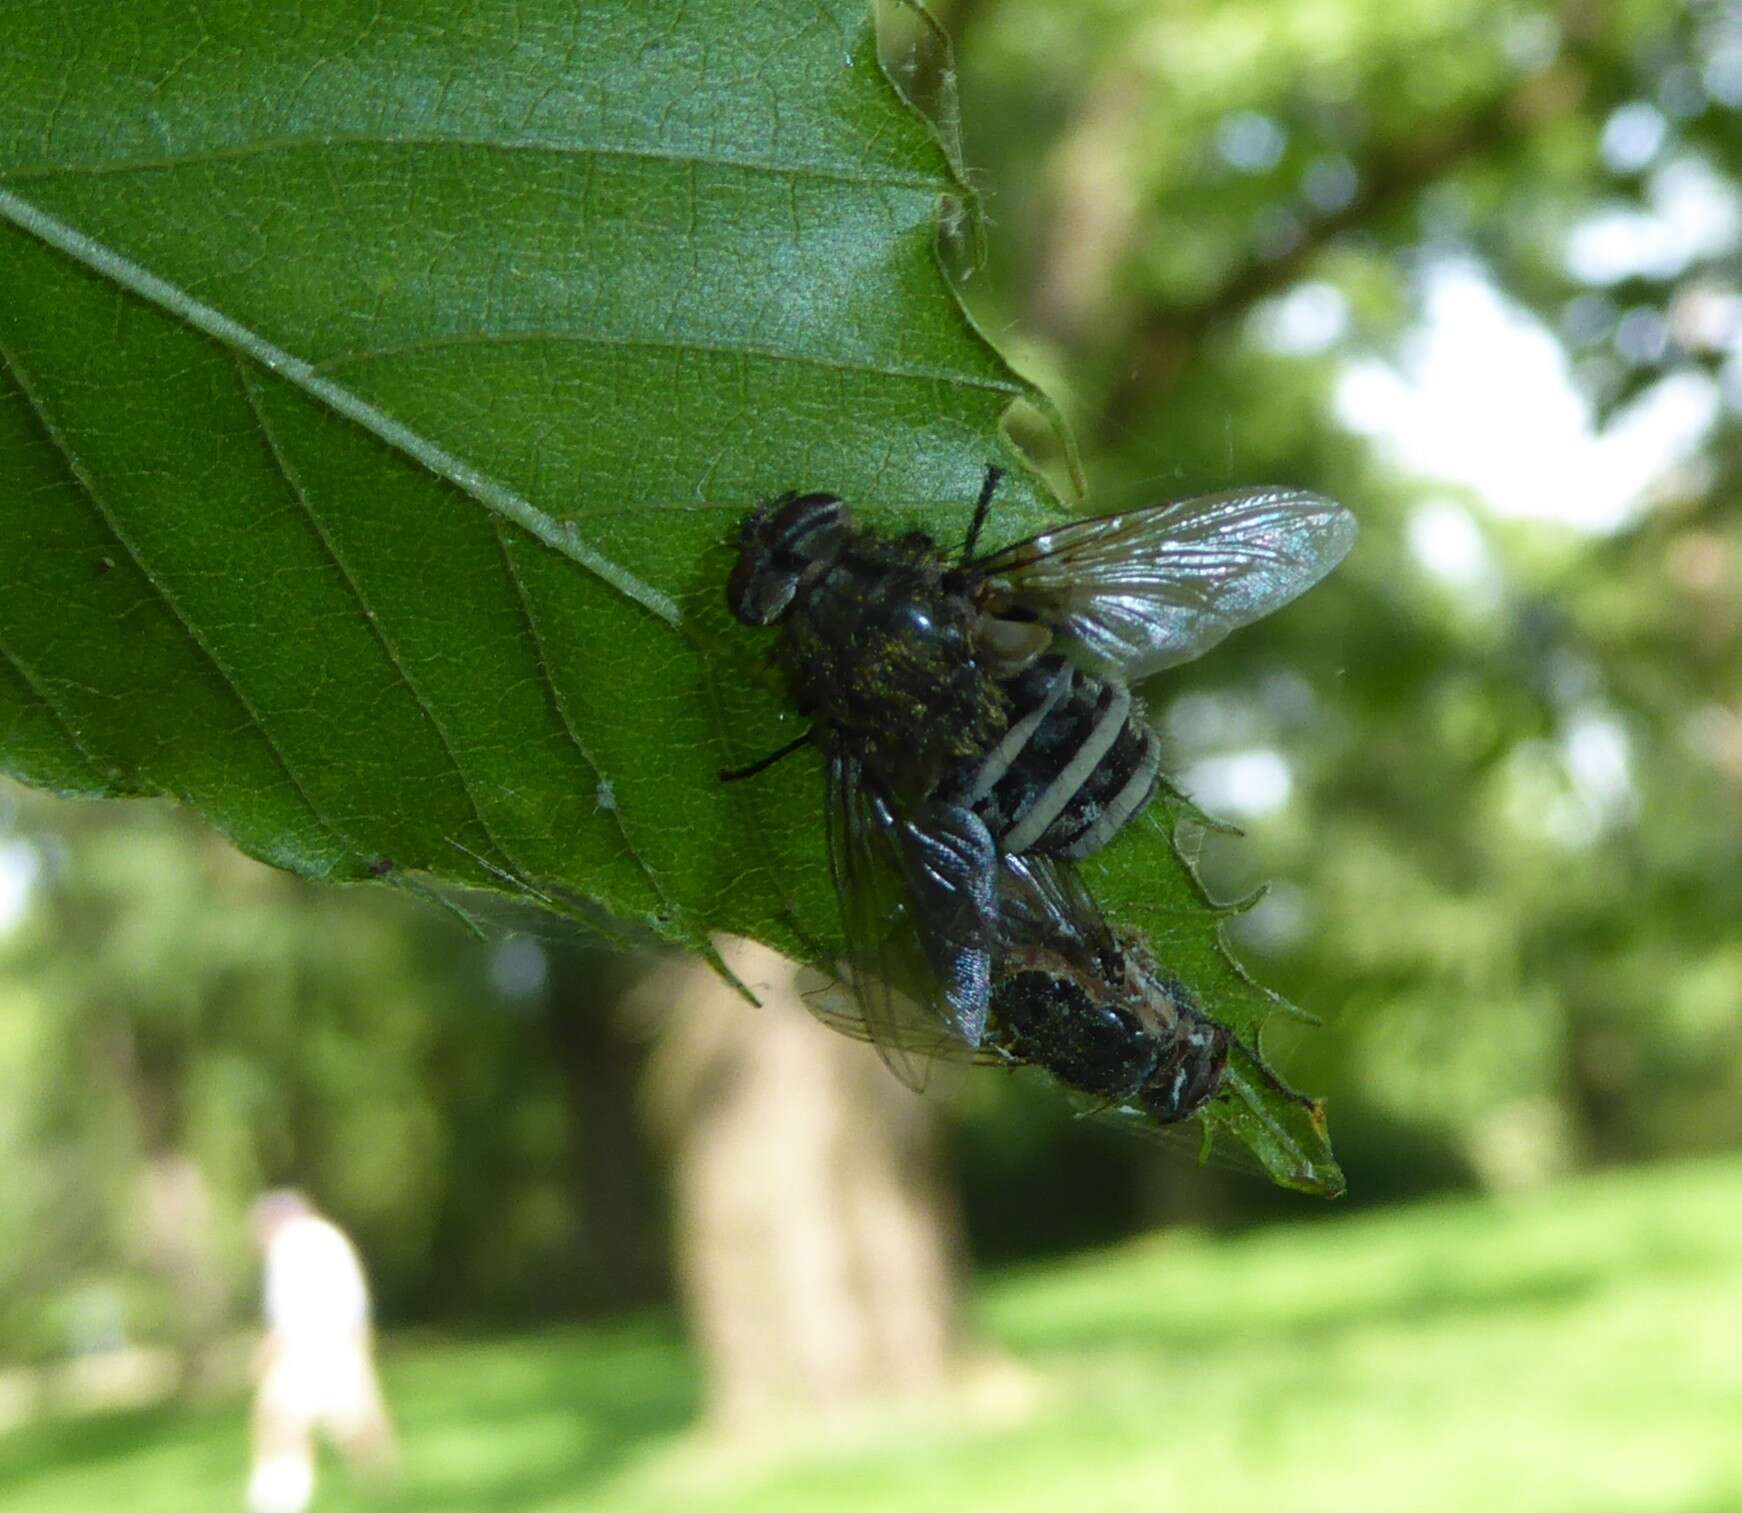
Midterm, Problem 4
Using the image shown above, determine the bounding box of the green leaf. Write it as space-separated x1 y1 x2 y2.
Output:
0 0 1339 1194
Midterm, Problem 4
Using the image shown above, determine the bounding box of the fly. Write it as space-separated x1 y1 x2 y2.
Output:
725 466 1354 1106
988 852 1230 1125
797 841 1342 1195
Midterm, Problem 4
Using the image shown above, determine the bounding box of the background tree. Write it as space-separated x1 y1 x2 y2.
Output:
937 0 1742 1186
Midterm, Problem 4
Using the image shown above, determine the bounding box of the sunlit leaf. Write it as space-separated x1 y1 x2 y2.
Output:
0 0 1338 1192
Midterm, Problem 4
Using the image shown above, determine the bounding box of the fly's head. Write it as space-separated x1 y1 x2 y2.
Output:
728 492 851 626
1110 941 1231 1124
1141 1013 1231 1124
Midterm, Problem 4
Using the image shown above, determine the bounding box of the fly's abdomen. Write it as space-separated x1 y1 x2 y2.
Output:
958 655 1162 860
990 968 1159 1100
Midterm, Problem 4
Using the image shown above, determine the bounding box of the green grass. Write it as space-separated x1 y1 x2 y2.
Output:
6 1155 1742 1513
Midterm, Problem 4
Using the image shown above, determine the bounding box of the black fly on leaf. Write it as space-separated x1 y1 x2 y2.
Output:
724 466 1353 1179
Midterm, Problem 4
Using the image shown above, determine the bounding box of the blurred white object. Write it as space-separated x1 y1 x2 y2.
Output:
246 1191 395 1513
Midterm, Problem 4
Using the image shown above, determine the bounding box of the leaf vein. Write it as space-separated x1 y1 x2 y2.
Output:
314 330 1026 396
0 333 362 874
493 521 690 932
0 634 113 786
0 131 952 196
0 187 682 631
236 358 548 900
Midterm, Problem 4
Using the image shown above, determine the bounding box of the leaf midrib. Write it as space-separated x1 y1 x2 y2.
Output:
0 169 968 939
0 52 1032 956
0 184 684 631
0 252 693 928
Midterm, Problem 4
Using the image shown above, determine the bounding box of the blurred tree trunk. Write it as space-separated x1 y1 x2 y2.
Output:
104 1017 231 1389
639 937 970 1432
543 943 669 1310
133 1152 228 1390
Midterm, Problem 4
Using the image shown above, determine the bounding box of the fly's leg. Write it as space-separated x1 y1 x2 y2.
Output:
719 728 814 783
962 464 1005 563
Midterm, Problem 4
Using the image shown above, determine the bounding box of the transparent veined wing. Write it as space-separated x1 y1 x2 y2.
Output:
974 487 1356 682
886 799 1000 1048
821 746 935 1090
810 845 1098 1071
997 850 1116 965
800 971 1005 1068
820 747 996 1089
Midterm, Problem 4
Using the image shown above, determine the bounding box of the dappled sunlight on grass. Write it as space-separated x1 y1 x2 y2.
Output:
4 1158 1741 1513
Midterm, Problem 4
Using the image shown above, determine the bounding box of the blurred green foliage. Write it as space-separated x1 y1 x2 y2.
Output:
4 1155 1741 1513
933 0 1742 1197
2 0 1741 1358
0 793 663 1361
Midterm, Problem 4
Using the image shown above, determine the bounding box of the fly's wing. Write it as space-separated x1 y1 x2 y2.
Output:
892 799 1002 1047
801 974 1006 1067
821 751 996 1090
974 488 1356 682
1085 1096 1274 1177
822 748 934 1090
997 850 1115 965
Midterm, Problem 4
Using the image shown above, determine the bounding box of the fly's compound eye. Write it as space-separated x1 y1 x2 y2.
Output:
727 550 795 624
727 493 851 625
763 492 849 549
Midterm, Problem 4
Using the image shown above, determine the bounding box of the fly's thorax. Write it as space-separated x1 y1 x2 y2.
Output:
776 534 1008 787
1110 947 1229 1121
1111 931 1187 1037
